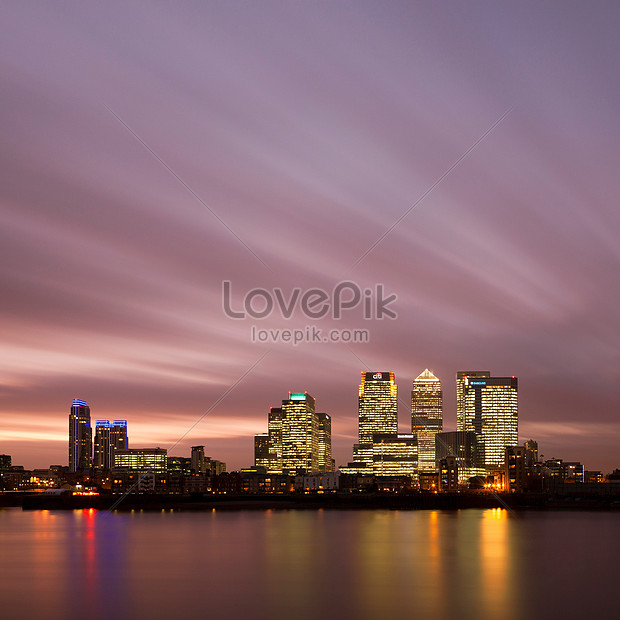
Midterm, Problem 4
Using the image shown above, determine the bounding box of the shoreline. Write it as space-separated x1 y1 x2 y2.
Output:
5 492 620 512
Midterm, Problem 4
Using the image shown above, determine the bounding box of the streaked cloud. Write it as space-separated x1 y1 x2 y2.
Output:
1 1 619 472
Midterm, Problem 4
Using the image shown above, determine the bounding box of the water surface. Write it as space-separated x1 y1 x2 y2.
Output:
0 508 616 619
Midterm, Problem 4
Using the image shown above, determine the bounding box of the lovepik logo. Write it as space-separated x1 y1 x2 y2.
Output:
222 281 398 320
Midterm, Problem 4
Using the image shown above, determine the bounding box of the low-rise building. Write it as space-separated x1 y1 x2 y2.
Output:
113 448 167 472
296 472 340 492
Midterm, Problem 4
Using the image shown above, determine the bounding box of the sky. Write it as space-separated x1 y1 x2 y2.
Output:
1 1 619 472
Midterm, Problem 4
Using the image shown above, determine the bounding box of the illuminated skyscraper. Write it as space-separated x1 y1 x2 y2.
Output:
456 371 490 431
355 372 398 466
268 407 283 472
94 420 128 470
69 399 92 472
317 413 334 473
110 421 128 454
94 421 110 470
411 369 442 472
281 392 319 475
461 376 518 469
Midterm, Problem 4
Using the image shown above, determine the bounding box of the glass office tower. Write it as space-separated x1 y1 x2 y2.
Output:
456 371 490 431
411 369 443 472
281 392 319 475
355 372 398 466
461 376 518 469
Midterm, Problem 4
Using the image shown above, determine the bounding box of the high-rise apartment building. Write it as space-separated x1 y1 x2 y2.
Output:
94 420 128 470
191 445 206 474
69 399 92 472
281 392 319 474
411 369 443 472
355 372 398 466
456 371 490 431
110 420 128 452
94 421 110 470
461 375 518 469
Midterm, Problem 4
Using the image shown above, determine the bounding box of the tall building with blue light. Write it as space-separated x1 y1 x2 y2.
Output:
94 419 128 470
69 399 92 472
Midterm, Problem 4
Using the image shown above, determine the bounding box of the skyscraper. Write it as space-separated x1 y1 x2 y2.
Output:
110 420 128 455
456 371 490 431
411 369 442 472
267 407 283 472
317 412 334 473
281 392 319 474
93 421 110 470
94 420 128 470
69 398 92 472
355 372 398 466
461 375 518 469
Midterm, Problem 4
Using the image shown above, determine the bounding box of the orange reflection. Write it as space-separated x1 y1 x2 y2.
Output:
480 508 509 614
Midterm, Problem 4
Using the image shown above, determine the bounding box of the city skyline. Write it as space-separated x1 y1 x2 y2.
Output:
4 366 614 476
1 2 620 474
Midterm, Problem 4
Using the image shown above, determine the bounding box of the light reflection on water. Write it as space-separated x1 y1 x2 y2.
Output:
0 507 617 620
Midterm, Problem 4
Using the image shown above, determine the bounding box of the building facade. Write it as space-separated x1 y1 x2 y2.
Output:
372 434 418 480
113 448 167 472
254 434 273 470
317 412 334 472
281 392 319 474
456 371 490 431
505 445 526 492
461 376 518 469
69 399 92 472
411 369 443 472
267 407 284 473
439 456 459 490
435 430 482 482
94 420 128 470
355 372 398 466
191 445 206 474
